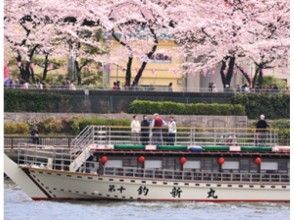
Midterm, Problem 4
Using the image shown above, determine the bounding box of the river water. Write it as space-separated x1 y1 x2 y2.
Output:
4 181 289 220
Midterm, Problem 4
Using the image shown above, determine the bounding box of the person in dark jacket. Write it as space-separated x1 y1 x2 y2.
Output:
140 115 150 145
256 114 269 146
30 125 40 144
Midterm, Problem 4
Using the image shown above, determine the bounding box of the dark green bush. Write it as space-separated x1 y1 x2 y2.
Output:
128 100 245 115
271 119 290 145
68 117 130 134
231 94 289 119
4 89 64 112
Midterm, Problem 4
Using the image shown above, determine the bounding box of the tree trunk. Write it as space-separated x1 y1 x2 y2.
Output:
132 26 158 86
235 64 252 87
219 56 235 88
132 61 148 86
257 68 264 87
42 54 49 81
225 56 235 88
18 62 30 82
29 63 35 83
125 57 133 87
74 60 81 85
220 58 228 87
252 66 260 88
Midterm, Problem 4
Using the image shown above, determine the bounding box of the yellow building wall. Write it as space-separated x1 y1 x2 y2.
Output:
109 40 184 91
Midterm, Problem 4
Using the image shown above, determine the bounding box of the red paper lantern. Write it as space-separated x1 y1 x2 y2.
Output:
137 156 145 164
99 156 108 165
254 157 262 165
179 157 187 165
218 157 225 165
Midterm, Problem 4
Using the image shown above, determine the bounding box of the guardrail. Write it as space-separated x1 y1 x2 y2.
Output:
4 126 279 150
4 85 289 94
72 126 278 148
103 167 289 183
15 144 289 184
4 135 75 149
16 147 289 183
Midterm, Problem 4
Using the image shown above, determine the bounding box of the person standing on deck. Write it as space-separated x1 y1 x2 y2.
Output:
151 113 166 145
140 115 150 145
167 116 177 145
256 114 269 146
131 115 141 144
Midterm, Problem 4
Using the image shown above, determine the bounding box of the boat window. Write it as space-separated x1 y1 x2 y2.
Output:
261 162 278 171
183 161 201 169
222 161 239 170
145 160 162 169
278 160 288 173
105 160 123 168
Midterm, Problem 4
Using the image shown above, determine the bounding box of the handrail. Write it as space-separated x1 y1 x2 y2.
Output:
15 145 289 184
101 166 289 183
70 126 94 155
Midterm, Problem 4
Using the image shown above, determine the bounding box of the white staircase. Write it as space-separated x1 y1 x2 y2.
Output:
69 126 109 172
69 145 92 172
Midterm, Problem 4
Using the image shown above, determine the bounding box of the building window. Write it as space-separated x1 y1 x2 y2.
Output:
150 53 172 63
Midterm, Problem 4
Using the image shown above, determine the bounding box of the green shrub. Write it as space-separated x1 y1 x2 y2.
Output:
68 117 130 134
271 119 290 145
4 122 29 134
231 94 289 119
4 89 64 112
37 117 63 134
129 100 245 116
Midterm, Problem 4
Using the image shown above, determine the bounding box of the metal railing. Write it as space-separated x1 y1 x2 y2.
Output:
102 166 289 184
4 135 74 149
71 126 278 149
14 144 289 184
4 85 289 94
71 126 94 155
15 146 289 184
4 126 280 154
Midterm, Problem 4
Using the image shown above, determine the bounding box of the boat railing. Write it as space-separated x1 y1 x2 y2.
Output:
101 166 289 184
70 126 95 156
71 126 278 149
17 143 71 171
15 145 289 184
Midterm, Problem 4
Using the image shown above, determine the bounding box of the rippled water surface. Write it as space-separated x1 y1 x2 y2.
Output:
4 182 289 220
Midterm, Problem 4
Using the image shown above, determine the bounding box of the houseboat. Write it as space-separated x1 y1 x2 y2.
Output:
4 126 289 202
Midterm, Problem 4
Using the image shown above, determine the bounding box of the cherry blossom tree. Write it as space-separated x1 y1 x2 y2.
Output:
172 0 289 88
5 0 289 89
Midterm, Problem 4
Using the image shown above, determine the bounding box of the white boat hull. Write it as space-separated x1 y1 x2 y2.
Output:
21 166 289 202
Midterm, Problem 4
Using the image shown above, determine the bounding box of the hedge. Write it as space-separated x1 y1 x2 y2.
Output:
5 89 65 112
271 119 289 146
231 94 289 119
4 117 130 135
68 117 130 134
4 89 88 112
128 100 245 115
